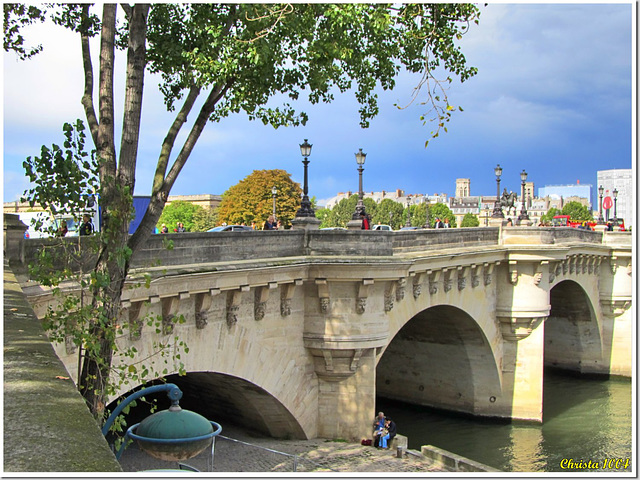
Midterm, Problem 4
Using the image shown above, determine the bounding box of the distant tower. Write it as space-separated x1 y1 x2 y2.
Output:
456 178 471 198
525 181 535 206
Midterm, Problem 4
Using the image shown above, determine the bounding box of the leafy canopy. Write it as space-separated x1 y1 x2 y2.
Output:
461 212 480 227
217 169 302 228
157 200 206 232
561 201 594 222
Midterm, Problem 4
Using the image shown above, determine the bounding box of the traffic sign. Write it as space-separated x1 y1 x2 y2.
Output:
603 196 613 210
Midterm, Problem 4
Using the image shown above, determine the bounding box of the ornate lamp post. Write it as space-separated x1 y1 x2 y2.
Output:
295 139 314 217
517 169 530 222
351 148 367 220
271 186 277 219
612 188 618 224
485 205 490 226
492 164 504 218
597 185 604 224
404 197 412 227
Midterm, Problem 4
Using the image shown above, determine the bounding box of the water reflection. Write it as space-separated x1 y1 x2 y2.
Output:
376 370 631 472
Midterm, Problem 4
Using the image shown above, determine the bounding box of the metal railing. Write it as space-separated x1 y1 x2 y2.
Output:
212 435 337 472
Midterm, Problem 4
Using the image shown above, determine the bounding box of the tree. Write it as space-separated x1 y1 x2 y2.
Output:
6 3 481 420
429 203 457 227
157 200 205 232
561 201 594 222
372 199 405 230
461 212 480 227
217 169 302 228
191 207 218 232
315 207 331 228
541 207 560 225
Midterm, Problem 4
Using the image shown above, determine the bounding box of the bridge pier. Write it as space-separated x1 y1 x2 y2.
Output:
495 258 550 422
315 349 377 441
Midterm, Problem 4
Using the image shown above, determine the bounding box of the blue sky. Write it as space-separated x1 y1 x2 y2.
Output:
3 3 635 207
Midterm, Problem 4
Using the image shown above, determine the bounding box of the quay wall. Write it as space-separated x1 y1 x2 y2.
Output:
3 260 121 472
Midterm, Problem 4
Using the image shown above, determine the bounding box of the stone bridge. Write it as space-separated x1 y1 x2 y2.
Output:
9 219 632 442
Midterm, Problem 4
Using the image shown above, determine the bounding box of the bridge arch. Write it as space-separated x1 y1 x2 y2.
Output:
376 305 502 417
107 372 307 440
544 279 603 374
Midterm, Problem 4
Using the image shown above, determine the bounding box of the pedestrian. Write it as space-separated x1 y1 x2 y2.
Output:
443 218 450 228
251 221 256 230
264 215 276 230
79 214 94 236
57 222 68 237
160 223 169 234
506 218 513 227
360 211 371 230
276 219 283 230
175 222 186 233
434 217 444 229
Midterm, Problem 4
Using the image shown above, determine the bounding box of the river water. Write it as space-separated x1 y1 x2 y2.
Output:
376 369 633 473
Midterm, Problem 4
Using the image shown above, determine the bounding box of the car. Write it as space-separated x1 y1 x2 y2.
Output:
399 226 420 231
207 225 253 232
372 224 393 231
320 227 348 231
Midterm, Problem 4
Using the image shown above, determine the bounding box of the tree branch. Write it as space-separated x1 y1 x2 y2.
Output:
80 4 99 146
117 4 150 193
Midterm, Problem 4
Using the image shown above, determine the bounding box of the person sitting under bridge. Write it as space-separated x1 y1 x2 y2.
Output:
372 411 385 447
377 418 397 450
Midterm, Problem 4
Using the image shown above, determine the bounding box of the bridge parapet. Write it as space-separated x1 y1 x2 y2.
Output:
501 226 603 245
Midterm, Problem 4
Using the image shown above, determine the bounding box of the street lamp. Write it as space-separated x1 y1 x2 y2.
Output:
485 205 490 226
405 197 412 227
271 186 277 219
351 148 367 220
518 170 530 222
612 188 618 224
492 164 504 218
295 139 314 217
597 185 604 224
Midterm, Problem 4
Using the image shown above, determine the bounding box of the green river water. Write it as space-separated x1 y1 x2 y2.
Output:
376 369 633 472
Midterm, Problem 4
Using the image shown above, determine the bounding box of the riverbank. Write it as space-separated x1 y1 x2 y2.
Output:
118 423 448 473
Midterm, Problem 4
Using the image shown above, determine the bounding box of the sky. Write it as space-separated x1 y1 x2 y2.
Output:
2 2 635 208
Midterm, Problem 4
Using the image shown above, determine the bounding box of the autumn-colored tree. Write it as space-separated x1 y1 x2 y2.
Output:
217 170 302 228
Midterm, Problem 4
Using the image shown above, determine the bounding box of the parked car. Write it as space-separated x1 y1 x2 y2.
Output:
372 224 393 231
207 225 253 232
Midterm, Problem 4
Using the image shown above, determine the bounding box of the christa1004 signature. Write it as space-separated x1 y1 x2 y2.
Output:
560 458 630 470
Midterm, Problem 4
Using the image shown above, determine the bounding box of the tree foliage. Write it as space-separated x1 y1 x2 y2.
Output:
461 212 480 227
157 200 205 232
371 198 406 230
561 201 594 222
217 169 302 228
428 203 457 227
6 2 481 420
540 207 559 225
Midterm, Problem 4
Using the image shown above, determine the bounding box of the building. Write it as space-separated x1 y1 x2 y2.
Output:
596 169 633 226
323 190 448 210
165 194 221 210
455 179 471 198
538 182 593 209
